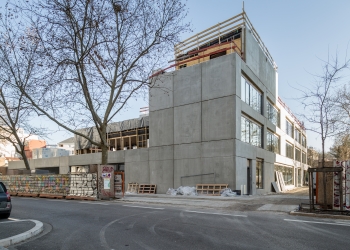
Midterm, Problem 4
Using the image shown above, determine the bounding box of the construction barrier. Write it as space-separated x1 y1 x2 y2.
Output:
0 173 97 200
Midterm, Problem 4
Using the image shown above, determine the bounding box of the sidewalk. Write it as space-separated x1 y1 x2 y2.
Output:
0 219 43 248
116 187 310 212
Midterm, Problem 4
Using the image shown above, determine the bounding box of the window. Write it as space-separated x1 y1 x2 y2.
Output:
295 147 301 162
286 120 293 138
302 151 306 164
295 129 301 144
267 101 280 127
275 165 294 185
241 116 262 147
267 131 280 154
256 160 263 189
286 142 294 159
241 76 262 113
302 135 306 147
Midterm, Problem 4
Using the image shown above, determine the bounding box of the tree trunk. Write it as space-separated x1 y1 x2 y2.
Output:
100 125 109 165
101 144 109 165
322 139 327 208
22 154 31 171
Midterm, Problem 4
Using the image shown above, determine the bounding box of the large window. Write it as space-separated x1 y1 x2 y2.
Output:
267 101 280 127
267 131 280 154
241 76 262 113
286 120 293 138
295 147 301 162
302 151 306 164
286 142 294 159
241 116 262 147
302 135 306 147
275 165 294 185
295 129 301 144
256 160 263 189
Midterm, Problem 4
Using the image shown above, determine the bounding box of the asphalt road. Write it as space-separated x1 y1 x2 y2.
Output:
3 197 350 250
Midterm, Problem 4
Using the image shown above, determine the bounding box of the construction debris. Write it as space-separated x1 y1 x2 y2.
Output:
220 188 237 197
166 186 197 196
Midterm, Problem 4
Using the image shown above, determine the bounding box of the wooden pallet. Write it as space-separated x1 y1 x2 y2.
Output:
127 183 139 193
39 194 65 199
17 193 39 197
65 196 97 201
138 184 156 194
196 184 228 196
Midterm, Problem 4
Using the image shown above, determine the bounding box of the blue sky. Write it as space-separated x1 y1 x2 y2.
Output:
127 0 350 151
2 0 350 151
180 0 350 151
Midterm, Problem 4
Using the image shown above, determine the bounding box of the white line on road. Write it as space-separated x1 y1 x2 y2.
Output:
8 218 19 221
123 205 164 210
79 202 109 205
47 199 69 202
184 210 247 217
284 219 350 226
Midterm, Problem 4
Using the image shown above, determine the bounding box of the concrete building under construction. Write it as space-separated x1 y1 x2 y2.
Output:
8 10 309 195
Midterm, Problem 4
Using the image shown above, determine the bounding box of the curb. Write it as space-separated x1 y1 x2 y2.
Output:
290 211 350 220
0 220 43 247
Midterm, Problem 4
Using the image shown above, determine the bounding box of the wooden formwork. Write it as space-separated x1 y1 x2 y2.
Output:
65 196 97 201
138 184 157 194
127 183 139 193
39 194 65 199
196 184 228 196
17 193 39 198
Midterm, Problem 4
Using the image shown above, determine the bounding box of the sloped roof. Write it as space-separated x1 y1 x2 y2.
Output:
58 137 75 144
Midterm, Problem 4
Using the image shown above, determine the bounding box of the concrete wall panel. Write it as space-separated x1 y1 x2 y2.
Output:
245 29 260 76
234 156 247 190
149 160 174 193
149 73 173 112
201 139 233 158
201 156 235 188
202 54 236 101
34 158 60 168
173 158 201 187
174 64 202 106
108 151 125 163
149 108 174 147
202 96 234 141
174 103 201 144
125 148 149 163
149 145 173 161
174 143 201 160
125 161 150 184
69 153 102 166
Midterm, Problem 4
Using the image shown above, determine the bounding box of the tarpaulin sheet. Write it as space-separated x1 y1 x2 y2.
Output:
74 116 149 150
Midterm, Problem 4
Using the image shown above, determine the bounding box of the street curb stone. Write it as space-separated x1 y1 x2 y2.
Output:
290 211 350 220
0 220 43 247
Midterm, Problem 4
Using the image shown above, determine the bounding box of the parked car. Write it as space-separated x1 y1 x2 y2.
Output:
0 181 11 219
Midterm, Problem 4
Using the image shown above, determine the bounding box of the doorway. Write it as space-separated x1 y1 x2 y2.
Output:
247 159 251 195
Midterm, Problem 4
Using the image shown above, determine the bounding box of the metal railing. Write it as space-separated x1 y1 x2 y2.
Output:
174 11 277 70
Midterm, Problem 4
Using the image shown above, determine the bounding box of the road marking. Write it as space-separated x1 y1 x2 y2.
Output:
284 219 350 227
79 202 109 205
123 205 164 210
184 210 247 217
47 199 69 202
8 218 19 221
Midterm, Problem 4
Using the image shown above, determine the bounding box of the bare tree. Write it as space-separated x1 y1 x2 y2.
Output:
13 0 189 165
329 133 350 161
298 52 349 206
0 3 45 170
